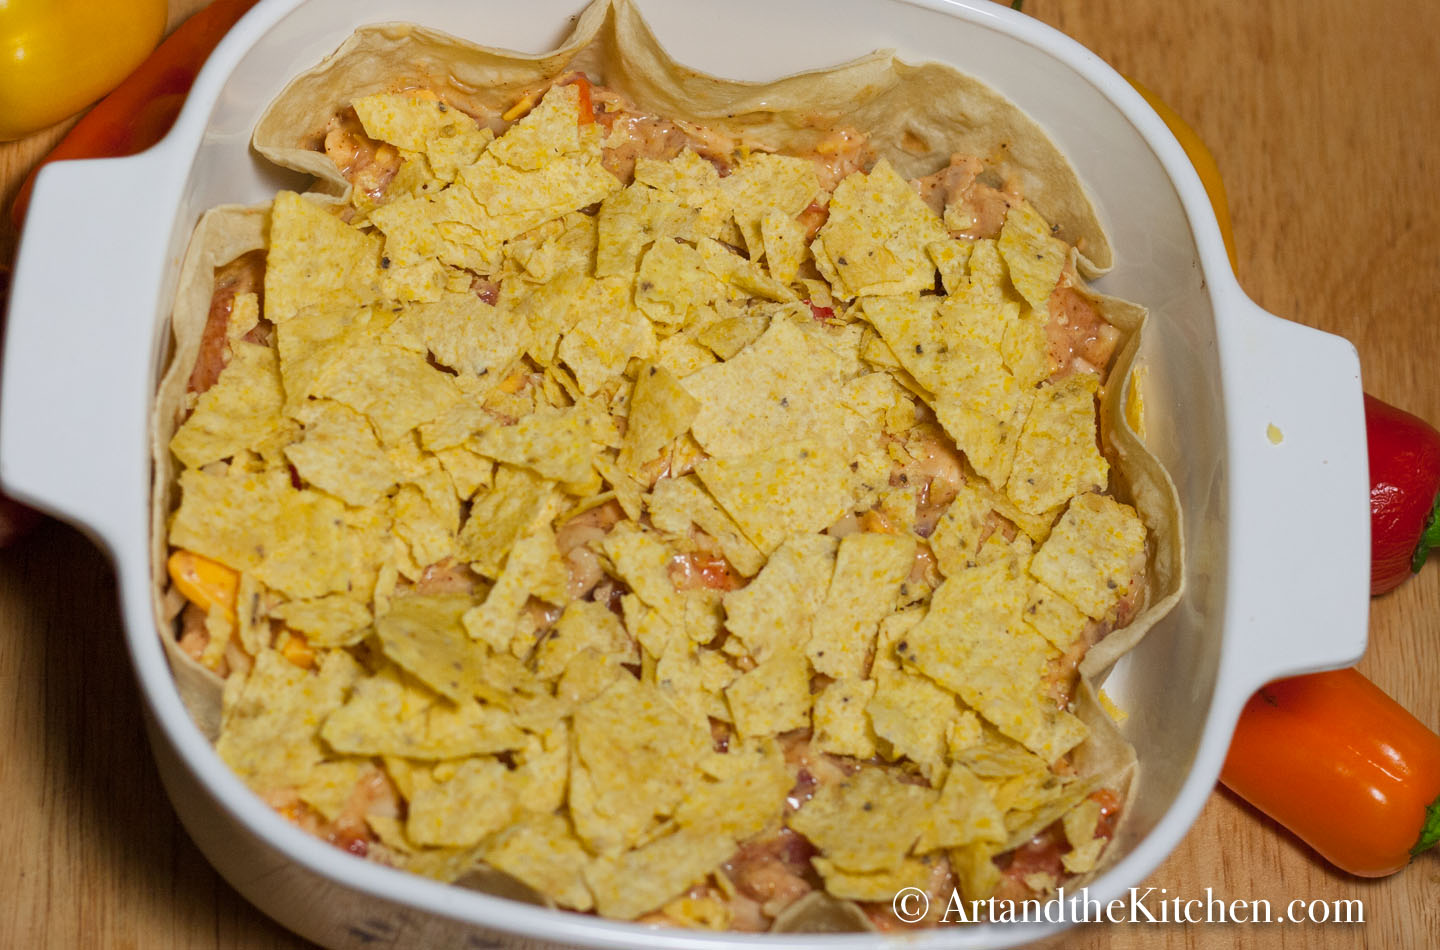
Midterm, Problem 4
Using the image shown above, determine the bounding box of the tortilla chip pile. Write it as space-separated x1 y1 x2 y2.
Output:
167 82 1147 924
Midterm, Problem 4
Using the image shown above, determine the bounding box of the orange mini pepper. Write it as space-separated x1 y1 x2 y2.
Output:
1222 669 1440 876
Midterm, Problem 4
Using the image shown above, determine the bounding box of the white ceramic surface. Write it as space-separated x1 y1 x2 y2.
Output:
0 0 1370 947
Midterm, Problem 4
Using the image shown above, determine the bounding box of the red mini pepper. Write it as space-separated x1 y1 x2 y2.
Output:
1366 393 1440 595
10 0 262 228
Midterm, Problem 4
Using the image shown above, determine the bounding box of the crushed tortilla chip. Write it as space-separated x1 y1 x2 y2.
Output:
296 758 373 822
585 826 737 920
1025 580 1089 650
283 399 397 506
812 855 940 903
373 593 500 702
264 191 382 324
484 813 595 910
633 237 728 328
463 524 568 650
812 159 946 299
270 594 372 648
600 521 683 624
407 756 520 847
722 534 835 662
646 475 765 577
812 677 878 759
312 342 463 444
675 738 791 840
718 152 819 258
386 291 524 379
682 316 850 459
618 362 699 475
595 182 695 279
787 767 934 872
321 665 526 759
998 199 1068 311
1060 797 1106 873
534 600 635 679
1008 373 1108 515
170 341 287 468
557 277 658 394
696 440 854 556
216 649 360 791
1029 491 1147 619
867 666 958 780
572 674 709 849
456 465 560 577
724 648 813 738
914 763 1006 852
807 532 915 679
471 407 593 485
760 209 807 285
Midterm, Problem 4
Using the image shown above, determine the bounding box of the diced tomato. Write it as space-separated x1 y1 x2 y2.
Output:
997 825 1067 895
806 300 835 322
1089 787 1124 839
669 551 741 591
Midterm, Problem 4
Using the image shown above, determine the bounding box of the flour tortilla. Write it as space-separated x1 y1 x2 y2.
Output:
151 0 1182 929
252 0 1111 273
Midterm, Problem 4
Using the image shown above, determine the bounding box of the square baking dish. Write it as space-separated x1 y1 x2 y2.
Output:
0 0 1369 946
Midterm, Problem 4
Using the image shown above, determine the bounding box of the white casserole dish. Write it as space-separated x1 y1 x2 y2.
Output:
0 0 1370 946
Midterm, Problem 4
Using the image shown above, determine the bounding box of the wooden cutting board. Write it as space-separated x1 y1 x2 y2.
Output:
1 1 1435 946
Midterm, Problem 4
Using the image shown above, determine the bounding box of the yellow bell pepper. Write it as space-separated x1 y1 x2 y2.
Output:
281 633 316 670
167 549 239 624
0 0 167 141
1127 78 1238 271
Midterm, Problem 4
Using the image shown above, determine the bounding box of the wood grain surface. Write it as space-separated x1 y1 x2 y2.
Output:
1 1 1436 947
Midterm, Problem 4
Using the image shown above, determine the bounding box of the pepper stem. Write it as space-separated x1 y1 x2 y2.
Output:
1412 790 1440 858
1411 490 1440 574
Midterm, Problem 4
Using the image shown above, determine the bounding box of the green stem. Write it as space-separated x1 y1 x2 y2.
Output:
1011 0 1024 9
1410 790 1440 858
1411 490 1440 574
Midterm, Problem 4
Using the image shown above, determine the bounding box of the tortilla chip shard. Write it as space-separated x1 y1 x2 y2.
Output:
812 677 879 759
321 665 525 759
406 756 522 847
216 649 360 792
812 159 946 299
282 399 397 506
618 362 699 475
264 191 381 323
571 674 709 844
787 767 935 872
718 152 819 258
998 198 1068 311
1008 372 1108 516
584 827 737 920
724 649 813 738
681 316 850 459
1028 491 1147 619
484 813 595 911
696 441 853 556
169 341 286 468
722 534 836 663
806 532 915 679
372 593 491 702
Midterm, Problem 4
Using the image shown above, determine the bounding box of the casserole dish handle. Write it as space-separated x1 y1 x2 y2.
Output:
0 153 180 557
1216 293 1370 695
